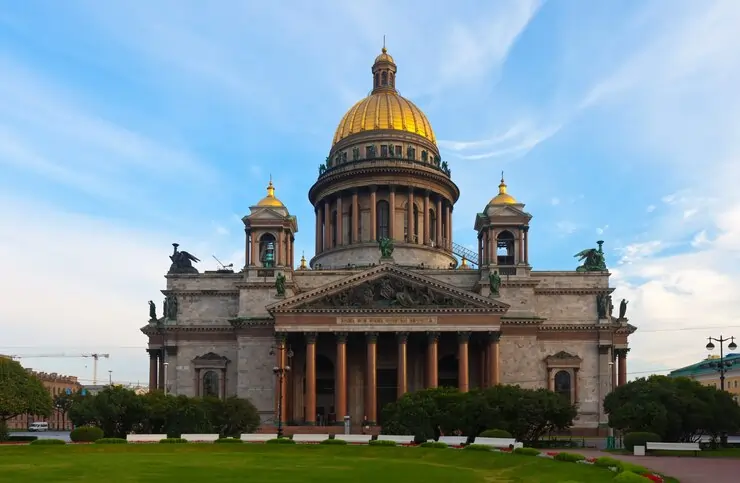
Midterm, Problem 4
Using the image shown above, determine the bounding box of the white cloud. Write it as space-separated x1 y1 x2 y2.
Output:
596 225 609 235
646 205 656 213
551 197 561 206
555 221 579 235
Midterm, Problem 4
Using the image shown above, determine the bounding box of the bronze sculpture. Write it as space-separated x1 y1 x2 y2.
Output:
489 270 501 297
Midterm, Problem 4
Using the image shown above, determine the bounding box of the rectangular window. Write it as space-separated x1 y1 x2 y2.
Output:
381 145 388 157
395 145 402 156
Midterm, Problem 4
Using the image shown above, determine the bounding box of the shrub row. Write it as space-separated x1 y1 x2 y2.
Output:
70 426 104 443
29 439 66 445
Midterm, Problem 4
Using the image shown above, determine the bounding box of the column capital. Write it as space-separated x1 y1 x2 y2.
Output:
335 332 348 344
274 333 287 345
305 332 318 344
486 331 502 343
396 331 409 343
615 348 630 357
389 185 396 193
426 331 440 343
369 185 378 193
366 332 379 343
146 348 159 358
457 331 471 343
522 225 530 233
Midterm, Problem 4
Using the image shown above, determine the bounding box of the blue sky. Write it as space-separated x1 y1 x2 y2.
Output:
1 1 739 387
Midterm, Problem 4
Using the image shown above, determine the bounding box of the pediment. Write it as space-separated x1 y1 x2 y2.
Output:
245 206 289 220
192 352 230 368
545 351 582 368
267 264 510 313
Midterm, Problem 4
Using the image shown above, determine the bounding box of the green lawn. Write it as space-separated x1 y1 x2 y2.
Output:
0 444 621 482
607 448 740 458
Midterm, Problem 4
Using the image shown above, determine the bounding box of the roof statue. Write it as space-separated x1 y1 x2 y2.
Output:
574 240 607 272
168 243 200 274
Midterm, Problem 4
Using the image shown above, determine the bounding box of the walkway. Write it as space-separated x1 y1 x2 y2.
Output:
578 450 738 483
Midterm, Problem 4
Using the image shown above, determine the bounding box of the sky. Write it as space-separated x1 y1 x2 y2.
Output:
1 0 739 388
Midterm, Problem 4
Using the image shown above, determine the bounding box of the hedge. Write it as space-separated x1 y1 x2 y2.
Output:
159 438 188 444
320 439 347 445
29 439 66 445
613 471 654 482
623 432 661 451
553 452 585 462
95 438 128 444
7 435 38 442
70 426 104 443
266 438 296 444
463 444 493 451
513 447 540 456
420 441 448 449
479 429 513 438
215 438 243 444
368 440 397 446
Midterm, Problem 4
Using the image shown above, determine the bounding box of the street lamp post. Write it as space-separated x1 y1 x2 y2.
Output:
163 362 169 396
705 335 737 446
108 370 112 385
269 342 294 439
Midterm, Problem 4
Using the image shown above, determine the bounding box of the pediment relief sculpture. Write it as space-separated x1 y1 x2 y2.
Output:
192 352 230 368
302 275 478 310
545 351 582 368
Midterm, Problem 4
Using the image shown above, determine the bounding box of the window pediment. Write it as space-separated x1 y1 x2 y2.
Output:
545 351 582 368
192 352 230 369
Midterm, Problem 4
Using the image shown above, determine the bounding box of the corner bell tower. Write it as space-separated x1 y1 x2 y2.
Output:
243 179 298 271
474 173 532 277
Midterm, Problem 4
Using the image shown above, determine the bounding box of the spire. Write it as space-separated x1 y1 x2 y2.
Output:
489 171 518 205
299 252 307 270
266 177 275 198
371 41 397 94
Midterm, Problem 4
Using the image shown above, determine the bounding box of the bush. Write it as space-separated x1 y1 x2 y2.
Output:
266 438 296 444
7 435 38 442
95 438 128 444
369 439 397 446
159 438 187 444
618 461 651 475
29 439 66 445
320 439 347 445
513 447 540 456
420 441 448 449
70 426 104 443
479 429 513 438
594 456 622 468
623 432 661 451
553 452 586 462
215 438 243 444
614 471 653 482
463 444 492 451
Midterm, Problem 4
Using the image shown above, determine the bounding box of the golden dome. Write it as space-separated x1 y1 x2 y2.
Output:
332 46 436 146
489 173 518 205
256 179 285 207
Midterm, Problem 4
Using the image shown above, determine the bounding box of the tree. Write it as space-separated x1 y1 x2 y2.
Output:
604 375 740 442
68 386 147 438
53 392 75 428
203 396 261 437
0 357 52 422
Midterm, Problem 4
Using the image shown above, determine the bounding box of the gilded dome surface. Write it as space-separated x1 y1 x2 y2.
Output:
256 180 285 208
332 47 436 146
489 175 518 205
333 93 436 146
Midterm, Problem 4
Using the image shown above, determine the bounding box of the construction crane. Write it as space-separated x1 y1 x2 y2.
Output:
10 353 110 385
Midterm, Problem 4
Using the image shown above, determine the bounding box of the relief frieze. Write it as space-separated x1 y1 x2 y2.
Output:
337 316 438 325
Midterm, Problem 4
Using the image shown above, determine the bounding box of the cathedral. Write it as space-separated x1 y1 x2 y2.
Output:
142 47 636 435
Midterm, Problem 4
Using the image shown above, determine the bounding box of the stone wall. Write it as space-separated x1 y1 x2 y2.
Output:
236 333 275 422
311 243 456 269
170 339 239 398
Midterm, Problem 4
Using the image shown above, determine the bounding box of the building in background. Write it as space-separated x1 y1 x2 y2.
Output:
669 353 740 404
2 359 82 430
141 47 637 436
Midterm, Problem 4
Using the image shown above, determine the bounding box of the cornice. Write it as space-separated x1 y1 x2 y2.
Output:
161 289 239 296
500 317 545 326
228 317 275 328
534 288 614 295
499 279 541 288
538 323 618 331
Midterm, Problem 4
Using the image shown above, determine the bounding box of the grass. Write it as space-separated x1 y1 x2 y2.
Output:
0 444 623 482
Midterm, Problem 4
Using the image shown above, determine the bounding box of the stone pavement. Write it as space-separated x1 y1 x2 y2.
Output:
578 449 738 483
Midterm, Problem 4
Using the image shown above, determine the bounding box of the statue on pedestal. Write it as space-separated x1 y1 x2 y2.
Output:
275 273 286 296
168 243 200 274
619 299 629 319
489 270 501 297
378 238 394 258
148 300 157 321
574 240 607 272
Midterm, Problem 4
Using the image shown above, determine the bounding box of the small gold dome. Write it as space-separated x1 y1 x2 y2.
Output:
332 47 436 146
256 179 285 208
489 173 517 205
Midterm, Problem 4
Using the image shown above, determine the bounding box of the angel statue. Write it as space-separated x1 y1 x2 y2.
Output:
148 300 157 321
168 243 201 274
489 270 502 297
574 240 607 272
619 299 629 319
275 273 286 296
378 237 394 258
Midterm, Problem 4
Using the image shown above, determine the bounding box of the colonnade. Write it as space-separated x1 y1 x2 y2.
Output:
477 225 529 266
314 186 453 254
274 331 501 425
245 228 295 267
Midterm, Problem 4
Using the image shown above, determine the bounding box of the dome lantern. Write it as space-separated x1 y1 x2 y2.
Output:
371 39 397 94
257 177 285 208
489 172 518 205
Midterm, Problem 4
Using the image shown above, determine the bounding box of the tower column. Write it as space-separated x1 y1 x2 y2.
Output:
278 230 284 266
335 333 348 420
445 202 451 249
458 332 470 393
389 186 396 240
435 197 442 247
323 199 332 251
489 228 497 266
158 349 165 389
518 226 525 264
147 349 158 391
397 332 408 398
423 190 430 245
487 332 501 386
523 226 530 264
426 332 439 388
370 187 377 241
305 333 317 424
351 190 359 243
252 231 259 266
617 348 629 386
315 207 321 254
336 195 344 247
407 189 414 243
366 332 378 424
245 229 251 267
275 335 288 424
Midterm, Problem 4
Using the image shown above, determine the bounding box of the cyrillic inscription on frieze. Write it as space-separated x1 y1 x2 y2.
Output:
336 316 438 325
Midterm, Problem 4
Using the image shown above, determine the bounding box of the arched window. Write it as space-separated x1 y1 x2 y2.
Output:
259 233 276 267
389 72 395 87
203 371 220 398
554 370 572 403
381 71 388 86
348 204 353 244
375 73 379 88
377 200 390 239
429 209 437 244
331 210 338 247
497 231 516 265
